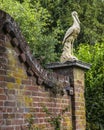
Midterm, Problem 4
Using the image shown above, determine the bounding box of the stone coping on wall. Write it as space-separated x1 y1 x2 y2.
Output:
0 10 69 89
46 60 91 70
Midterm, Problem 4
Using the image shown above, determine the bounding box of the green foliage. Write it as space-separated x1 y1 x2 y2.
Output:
39 0 104 46
76 43 104 130
25 113 42 130
0 0 58 64
26 114 34 130
43 106 61 130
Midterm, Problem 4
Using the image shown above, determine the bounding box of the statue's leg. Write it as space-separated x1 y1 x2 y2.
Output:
60 42 73 62
71 41 73 55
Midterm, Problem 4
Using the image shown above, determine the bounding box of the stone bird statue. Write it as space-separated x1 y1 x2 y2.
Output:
60 11 80 63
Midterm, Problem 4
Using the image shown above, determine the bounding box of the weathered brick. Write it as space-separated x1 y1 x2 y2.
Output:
4 101 16 107
6 108 13 112
11 119 24 125
5 119 11 125
0 95 6 100
1 126 14 130
22 79 32 85
5 76 15 83
0 88 4 93
0 119 4 126
14 126 23 130
7 89 15 94
3 113 15 119
0 101 3 106
15 113 23 118
0 107 6 112
0 69 7 75
26 86 38 91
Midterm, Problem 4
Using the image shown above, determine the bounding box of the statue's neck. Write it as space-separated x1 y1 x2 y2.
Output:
73 15 80 26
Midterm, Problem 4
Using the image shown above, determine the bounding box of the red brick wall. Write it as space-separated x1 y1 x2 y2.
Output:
0 10 72 130
0 34 72 130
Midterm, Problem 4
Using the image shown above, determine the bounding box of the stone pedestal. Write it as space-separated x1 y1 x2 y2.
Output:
46 60 90 130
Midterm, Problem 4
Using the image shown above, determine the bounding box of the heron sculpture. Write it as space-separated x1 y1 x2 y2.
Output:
60 11 80 63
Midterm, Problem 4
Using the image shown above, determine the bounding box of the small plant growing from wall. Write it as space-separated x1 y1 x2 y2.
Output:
42 105 70 130
25 113 44 130
25 113 36 130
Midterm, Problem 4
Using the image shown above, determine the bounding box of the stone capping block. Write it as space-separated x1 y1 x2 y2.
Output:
19 53 26 62
46 60 91 70
11 38 19 47
0 9 70 88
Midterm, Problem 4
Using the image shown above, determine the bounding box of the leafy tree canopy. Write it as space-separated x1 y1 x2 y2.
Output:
0 0 58 65
39 0 104 45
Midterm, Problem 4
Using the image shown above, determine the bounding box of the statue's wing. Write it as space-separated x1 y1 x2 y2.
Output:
62 26 74 44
